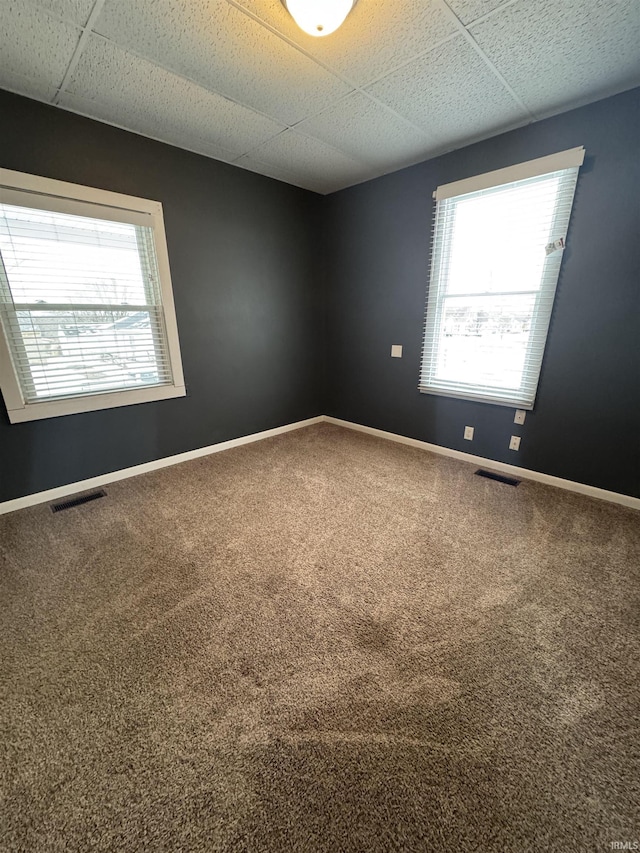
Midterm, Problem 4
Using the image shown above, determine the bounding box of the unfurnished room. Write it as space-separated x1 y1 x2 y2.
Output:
0 1 639 851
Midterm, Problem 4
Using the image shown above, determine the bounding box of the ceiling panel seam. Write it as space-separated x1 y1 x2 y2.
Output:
249 98 554 194
275 125 396 169
39 98 241 164
221 0 536 138
229 125 367 170
77 31 292 148
64 0 473 150
335 110 544 193
13 0 85 101
56 32 375 167
359 31 463 90
223 0 362 84
288 89 441 148
3 0 636 197
355 83 447 144
350 32 469 141
53 0 107 105
30 0 463 142
436 0 538 121
221 1 539 148
464 0 520 29
74 31 437 165
222 0 443 137
82 30 350 138
230 127 290 163
25 0 92 29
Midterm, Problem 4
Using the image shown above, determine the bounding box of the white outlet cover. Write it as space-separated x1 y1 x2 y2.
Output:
509 435 521 451
514 409 526 425
391 344 403 358
464 426 474 440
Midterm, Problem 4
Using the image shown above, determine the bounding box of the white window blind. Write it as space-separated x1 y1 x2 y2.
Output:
0 169 185 423
420 148 584 409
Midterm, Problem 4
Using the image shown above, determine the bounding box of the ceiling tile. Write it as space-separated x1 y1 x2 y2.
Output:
235 0 458 86
233 155 322 193
32 0 95 27
64 35 286 155
443 0 511 26
295 91 434 167
4 0 638 196
366 35 527 147
93 0 351 126
470 0 640 115
0 3 80 89
245 130 372 193
0 68 59 103
58 90 238 163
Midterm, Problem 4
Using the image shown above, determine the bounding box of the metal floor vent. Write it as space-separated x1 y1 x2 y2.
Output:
475 469 520 487
51 490 107 513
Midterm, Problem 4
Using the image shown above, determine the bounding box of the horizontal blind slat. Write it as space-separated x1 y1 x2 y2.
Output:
0 198 173 405
420 162 581 408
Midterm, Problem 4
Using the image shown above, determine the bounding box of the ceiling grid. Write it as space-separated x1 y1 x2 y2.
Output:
52 0 107 104
1 0 638 193
435 0 537 120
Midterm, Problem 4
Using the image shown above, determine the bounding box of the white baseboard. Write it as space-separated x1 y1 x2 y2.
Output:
2 413 637 515
324 416 640 511
0 416 324 515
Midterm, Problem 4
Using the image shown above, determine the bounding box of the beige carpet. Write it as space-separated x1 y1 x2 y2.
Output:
1 423 638 852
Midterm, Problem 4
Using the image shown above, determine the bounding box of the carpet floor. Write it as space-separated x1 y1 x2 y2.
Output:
1 423 638 852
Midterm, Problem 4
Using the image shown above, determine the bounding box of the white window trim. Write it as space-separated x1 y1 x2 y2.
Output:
420 147 585 410
433 147 585 201
0 168 185 423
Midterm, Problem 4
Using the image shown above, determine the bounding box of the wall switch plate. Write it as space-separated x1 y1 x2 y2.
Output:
464 426 474 440
509 435 521 451
391 344 403 358
514 409 526 425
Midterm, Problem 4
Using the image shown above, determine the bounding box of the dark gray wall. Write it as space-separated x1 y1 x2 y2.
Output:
324 88 640 498
0 90 325 502
2 88 638 503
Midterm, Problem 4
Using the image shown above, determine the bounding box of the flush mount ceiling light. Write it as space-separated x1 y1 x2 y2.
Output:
281 0 358 37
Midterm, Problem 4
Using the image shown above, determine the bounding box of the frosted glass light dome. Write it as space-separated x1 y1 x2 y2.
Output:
282 0 357 37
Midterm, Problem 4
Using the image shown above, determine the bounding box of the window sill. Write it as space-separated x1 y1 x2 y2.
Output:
418 385 534 410
6 383 186 423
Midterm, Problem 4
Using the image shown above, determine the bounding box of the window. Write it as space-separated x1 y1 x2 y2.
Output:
0 169 185 423
419 147 584 409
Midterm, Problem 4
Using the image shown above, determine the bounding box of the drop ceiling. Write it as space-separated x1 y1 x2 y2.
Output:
1 0 639 194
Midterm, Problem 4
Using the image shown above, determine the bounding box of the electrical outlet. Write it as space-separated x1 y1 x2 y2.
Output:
464 426 474 441
514 409 526 425
509 435 521 451
391 344 403 358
